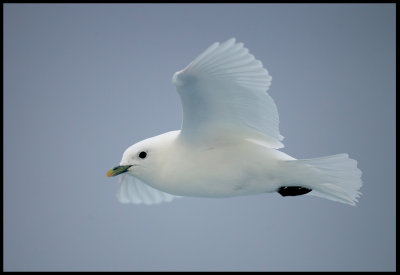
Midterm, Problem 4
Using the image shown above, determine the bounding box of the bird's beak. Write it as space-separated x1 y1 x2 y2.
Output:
106 165 133 177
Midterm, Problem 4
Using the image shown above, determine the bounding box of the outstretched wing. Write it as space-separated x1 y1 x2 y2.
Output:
172 38 284 148
117 174 181 205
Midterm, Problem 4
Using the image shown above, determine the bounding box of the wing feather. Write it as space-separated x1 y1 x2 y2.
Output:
173 38 284 148
117 174 180 205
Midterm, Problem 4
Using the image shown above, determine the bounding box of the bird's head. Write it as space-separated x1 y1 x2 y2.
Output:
106 138 158 181
106 131 178 181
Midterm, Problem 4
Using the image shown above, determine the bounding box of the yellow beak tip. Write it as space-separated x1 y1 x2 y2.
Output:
106 170 114 177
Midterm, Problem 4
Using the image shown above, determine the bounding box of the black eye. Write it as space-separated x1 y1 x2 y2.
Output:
138 151 147 159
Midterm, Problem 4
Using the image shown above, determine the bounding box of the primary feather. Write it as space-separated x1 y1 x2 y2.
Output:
172 37 283 148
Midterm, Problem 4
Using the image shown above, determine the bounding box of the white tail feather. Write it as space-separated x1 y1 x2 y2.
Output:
287 154 363 205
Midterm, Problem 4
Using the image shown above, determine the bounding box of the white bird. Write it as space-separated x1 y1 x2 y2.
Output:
106 38 362 206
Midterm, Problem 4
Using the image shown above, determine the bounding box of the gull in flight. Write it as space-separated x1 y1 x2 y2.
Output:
106 38 362 206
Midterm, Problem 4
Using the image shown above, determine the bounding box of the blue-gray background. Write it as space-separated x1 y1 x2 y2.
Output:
3 4 395 271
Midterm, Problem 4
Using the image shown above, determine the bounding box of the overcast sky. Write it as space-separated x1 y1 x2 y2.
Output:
4 4 395 271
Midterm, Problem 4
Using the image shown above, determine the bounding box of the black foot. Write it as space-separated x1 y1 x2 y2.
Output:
278 186 312 197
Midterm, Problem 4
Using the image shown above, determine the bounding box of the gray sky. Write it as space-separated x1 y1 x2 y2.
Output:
3 4 395 271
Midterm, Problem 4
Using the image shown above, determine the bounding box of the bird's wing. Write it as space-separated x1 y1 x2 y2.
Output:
117 174 181 205
172 38 284 148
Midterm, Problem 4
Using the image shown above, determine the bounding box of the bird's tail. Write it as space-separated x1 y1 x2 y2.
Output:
284 153 363 205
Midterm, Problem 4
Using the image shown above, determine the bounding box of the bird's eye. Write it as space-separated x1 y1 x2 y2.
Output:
138 151 147 159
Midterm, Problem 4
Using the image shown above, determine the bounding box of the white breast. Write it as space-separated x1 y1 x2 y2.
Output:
151 137 288 197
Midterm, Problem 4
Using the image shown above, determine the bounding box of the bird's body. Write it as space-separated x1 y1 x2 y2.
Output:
121 130 294 198
107 38 362 206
